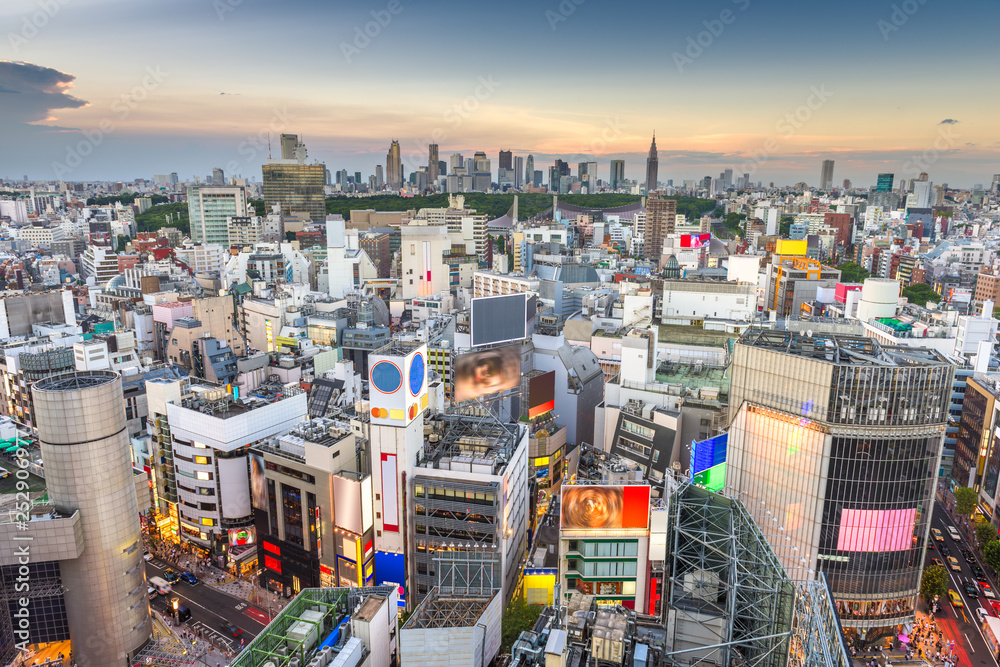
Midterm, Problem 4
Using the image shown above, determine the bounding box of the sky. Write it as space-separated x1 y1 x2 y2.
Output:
1 0 998 188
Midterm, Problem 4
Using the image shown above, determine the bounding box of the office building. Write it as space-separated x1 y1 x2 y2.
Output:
876 173 894 192
428 144 439 183
499 149 512 171
386 140 403 190
645 133 658 193
280 133 305 161
514 155 524 189
211 167 225 185
642 193 676 260
525 155 535 188
727 329 953 643
227 215 263 249
820 159 835 190
187 185 248 246
953 375 998 490
32 371 152 665
610 159 625 190
262 161 326 222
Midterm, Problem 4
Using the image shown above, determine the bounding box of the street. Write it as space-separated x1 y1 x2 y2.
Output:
931 502 998 667
145 559 269 653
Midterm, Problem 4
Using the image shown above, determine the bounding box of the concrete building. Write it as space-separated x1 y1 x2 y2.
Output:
472 271 539 298
726 329 953 644
400 224 450 300
659 279 756 326
642 194 676 260
227 215 264 249
32 371 152 665
80 245 121 285
188 185 249 246
0 289 76 339
400 588 502 667
262 161 326 222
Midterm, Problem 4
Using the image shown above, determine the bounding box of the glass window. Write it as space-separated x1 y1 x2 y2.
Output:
196 471 211 481
194 456 209 465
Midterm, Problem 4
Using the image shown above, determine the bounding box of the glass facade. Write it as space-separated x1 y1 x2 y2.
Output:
262 163 326 222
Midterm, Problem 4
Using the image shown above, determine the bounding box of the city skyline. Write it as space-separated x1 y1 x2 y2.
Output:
1 0 998 186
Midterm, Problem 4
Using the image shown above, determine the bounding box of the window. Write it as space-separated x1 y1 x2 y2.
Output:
200 517 215 526
196 471 211 481
194 456 209 465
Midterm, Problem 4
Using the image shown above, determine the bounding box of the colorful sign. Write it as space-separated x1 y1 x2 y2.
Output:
561 485 651 529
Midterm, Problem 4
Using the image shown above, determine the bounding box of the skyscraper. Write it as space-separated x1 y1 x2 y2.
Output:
450 153 464 174
188 184 248 245
211 167 224 185
645 133 658 193
386 140 403 190
262 161 326 221
428 144 439 182
643 192 676 259
820 159 835 190
610 159 625 190
525 155 535 187
514 155 524 189
498 149 512 170
375 164 384 189
875 173 894 192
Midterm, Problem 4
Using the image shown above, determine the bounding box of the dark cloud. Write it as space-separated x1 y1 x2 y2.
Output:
0 60 87 125
938 118 959 125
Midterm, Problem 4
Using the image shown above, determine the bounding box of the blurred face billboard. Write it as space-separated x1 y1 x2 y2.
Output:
250 453 267 510
454 344 521 403
561 485 651 529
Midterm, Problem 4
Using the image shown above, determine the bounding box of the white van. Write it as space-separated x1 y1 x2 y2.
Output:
148 576 172 595
947 525 962 542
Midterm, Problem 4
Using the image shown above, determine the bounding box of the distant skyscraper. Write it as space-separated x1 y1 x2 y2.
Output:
499 149 513 171
428 144 439 182
211 167 224 185
514 156 524 189
280 133 298 159
386 140 403 190
375 164 384 189
645 133 658 193
610 160 625 189
577 162 588 180
525 155 535 186
450 153 464 174
820 160 835 190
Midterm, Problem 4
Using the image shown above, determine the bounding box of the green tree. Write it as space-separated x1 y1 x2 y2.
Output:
901 283 942 308
985 540 1000 573
501 595 542 653
837 262 869 284
919 564 948 604
977 518 998 547
778 216 793 237
955 486 978 516
115 235 131 253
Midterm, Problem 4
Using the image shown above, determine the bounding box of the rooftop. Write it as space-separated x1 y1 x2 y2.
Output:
402 588 496 630
419 413 523 476
739 327 952 366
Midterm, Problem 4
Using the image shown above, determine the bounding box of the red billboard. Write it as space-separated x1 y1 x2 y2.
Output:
680 233 711 248
528 371 555 419
561 485 651 529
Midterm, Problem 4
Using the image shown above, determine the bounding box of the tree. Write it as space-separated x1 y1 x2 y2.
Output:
778 216 793 237
901 283 941 308
985 540 1000 574
501 595 542 653
955 486 978 516
977 518 998 547
920 564 948 604
837 262 869 284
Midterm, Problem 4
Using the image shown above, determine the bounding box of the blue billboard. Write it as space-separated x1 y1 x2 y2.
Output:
374 551 406 608
691 433 727 477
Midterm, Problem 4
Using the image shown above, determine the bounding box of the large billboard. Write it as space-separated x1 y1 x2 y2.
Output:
836 508 917 552
471 293 528 347
528 371 555 419
454 344 521 403
228 527 256 547
333 475 363 535
250 453 267 510
561 485 650 529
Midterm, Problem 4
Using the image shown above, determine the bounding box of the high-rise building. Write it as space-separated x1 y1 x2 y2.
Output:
428 144 439 182
642 193 676 260
280 133 308 161
386 140 403 190
525 155 534 186
726 329 953 643
644 133 658 193
262 161 326 221
610 159 625 189
211 167 224 185
188 184 248 245
449 153 464 174
32 371 152 665
820 159 835 190
375 164 384 189
498 149 512 171
514 155 524 189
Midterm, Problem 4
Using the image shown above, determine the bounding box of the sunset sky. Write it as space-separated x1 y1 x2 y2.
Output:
1 0 997 187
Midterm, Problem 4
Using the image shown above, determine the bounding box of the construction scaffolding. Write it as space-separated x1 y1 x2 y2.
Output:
663 482 796 667
402 588 496 630
788 578 851 667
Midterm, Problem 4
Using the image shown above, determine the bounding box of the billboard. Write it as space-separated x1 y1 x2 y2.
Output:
333 475 363 535
561 485 650 529
228 527 256 547
381 453 399 532
471 293 528 347
375 551 407 608
691 433 727 476
454 344 521 403
528 371 555 418
680 233 711 248
368 344 428 426
250 453 267 510
836 508 917 552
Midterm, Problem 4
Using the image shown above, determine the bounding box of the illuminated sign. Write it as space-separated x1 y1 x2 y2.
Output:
561 485 650 530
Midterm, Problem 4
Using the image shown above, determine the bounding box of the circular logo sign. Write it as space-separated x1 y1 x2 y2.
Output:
371 361 402 394
409 353 425 396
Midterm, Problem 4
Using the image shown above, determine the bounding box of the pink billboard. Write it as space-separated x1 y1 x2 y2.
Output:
836 508 917 552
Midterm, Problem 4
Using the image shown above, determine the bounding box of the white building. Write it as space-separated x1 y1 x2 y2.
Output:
401 224 450 300
80 246 120 285
473 270 539 298
660 279 756 325
17 224 66 248
174 244 227 278
327 219 377 298
224 242 311 287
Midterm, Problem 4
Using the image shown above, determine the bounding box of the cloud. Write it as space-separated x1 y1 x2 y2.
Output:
938 118 959 125
0 60 87 126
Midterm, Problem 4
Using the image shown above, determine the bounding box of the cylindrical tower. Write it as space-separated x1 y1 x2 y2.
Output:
856 277 900 323
32 371 151 666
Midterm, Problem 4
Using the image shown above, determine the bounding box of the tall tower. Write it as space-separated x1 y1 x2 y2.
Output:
33 371 151 666
645 133 658 194
820 159 835 190
386 140 403 190
643 192 676 260
428 144 439 182
610 159 625 190
525 155 535 187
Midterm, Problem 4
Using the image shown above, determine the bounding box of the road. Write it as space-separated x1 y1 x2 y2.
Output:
931 502 998 667
145 558 269 653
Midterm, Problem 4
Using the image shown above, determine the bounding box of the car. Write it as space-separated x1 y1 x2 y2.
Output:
941 544 951 557
977 607 992 622
948 525 962 541
147 586 156 600
179 571 198 585
992 600 1000 617
964 580 980 598
932 528 945 542
163 569 179 584
982 582 996 599
931 557 945 568
949 589 965 608
947 556 962 572
143 551 152 562
0 467 10 479
220 622 243 638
